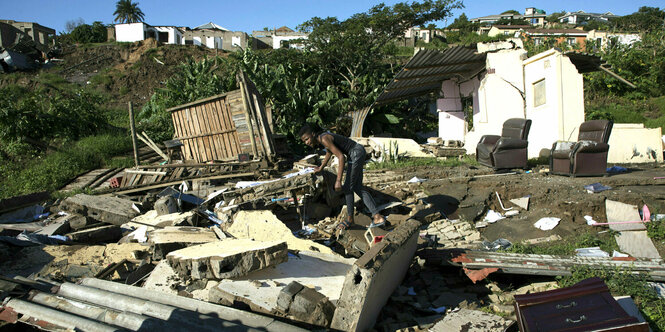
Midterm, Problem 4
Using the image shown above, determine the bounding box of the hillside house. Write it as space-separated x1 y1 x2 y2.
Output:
367 42 661 164
558 11 619 24
182 22 247 51
471 7 546 27
0 20 55 49
487 25 531 37
251 26 308 49
522 28 588 47
114 23 182 44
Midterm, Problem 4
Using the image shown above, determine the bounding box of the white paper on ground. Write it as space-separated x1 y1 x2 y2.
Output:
575 247 609 257
407 176 428 183
534 217 560 230
613 250 629 257
584 215 597 225
483 210 505 223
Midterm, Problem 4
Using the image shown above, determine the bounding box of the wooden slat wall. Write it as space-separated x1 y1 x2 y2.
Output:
170 91 246 163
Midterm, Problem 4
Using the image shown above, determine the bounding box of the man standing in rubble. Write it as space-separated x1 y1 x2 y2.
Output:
299 125 386 231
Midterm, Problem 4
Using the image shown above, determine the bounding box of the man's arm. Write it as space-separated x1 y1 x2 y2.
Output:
316 151 333 172
319 134 345 191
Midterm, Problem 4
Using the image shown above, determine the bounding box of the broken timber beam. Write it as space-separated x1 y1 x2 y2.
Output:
96 172 255 195
419 249 665 281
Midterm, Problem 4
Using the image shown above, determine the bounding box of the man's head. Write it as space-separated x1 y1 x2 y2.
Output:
299 124 316 147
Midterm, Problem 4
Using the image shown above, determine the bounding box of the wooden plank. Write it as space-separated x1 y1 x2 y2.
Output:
205 99 225 160
201 102 223 161
213 99 234 159
197 103 216 162
125 170 167 176
172 111 191 161
166 92 230 112
220 99 241 157
184 108 203 163
189 106 207 162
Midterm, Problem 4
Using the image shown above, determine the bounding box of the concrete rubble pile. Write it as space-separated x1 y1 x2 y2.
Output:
0 151 663 332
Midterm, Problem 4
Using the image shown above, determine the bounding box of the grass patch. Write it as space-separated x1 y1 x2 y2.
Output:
366 155 478 170
527 156 549 168
0 134 132 199
505 232 619 256
557 266 665 331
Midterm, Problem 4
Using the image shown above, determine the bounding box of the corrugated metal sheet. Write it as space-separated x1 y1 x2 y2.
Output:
375 46 486 106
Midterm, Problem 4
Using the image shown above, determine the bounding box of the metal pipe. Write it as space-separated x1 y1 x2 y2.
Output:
56 283 259 332
29 291 175 331
5 298 119 332
79 278 306 332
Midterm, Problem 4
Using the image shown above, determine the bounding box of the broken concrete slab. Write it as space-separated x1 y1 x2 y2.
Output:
35 214 73 236
148 226 218 260
429 308 514 332
66 225 122 243
228 210 335 254
285 283 336 327
60 194 139 226
615 231 661 259
331 218 421 332
155 196 178 215
128 210 194 229
209 251 354 315
68 214 98 230
142 260 217 302
606 199 646 231
167 239 288 280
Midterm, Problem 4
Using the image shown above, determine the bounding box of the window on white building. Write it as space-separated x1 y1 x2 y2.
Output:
567 38 576 45
533 79 546 107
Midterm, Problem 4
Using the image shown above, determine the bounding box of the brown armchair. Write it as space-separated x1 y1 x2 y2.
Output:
550 120 613 177
476 118 532 170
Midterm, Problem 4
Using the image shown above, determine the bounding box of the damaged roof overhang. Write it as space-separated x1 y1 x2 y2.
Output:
564 51 636 88
374 46 487 106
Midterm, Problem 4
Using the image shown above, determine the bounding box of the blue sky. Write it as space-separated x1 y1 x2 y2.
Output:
3 0 662 34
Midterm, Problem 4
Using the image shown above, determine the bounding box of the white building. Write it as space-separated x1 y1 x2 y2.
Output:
114 22 182 45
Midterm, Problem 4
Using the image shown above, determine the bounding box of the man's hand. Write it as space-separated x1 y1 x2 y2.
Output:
334 180 342 192
313 165 323 173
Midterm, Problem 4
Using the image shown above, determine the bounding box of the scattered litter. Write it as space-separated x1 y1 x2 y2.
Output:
607 166 627 173
613 250 629 258
584 215 597 225
584 183 612 193
0 231 67 246
575 247 609 257
283 167 315 179
505 210 519 217
127 226 148 243
534 217 560 230
429 306 446 314
475 221 488 228
407 176 428 183
494 192 513 211
481 238 512 251
483 210 505 223
202 210 225 224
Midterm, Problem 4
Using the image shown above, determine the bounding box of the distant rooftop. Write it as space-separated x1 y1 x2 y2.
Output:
194 22 230 31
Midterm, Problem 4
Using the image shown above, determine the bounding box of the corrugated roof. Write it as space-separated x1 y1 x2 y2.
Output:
564 51 605 73
375 46 486 106
194 22 229 31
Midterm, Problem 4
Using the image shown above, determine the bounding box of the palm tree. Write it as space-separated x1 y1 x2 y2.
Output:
114 0 145 24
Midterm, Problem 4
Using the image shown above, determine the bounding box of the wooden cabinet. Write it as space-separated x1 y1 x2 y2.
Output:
514 277 650 332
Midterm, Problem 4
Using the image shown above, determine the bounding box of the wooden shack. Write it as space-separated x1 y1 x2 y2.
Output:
167 72 275 163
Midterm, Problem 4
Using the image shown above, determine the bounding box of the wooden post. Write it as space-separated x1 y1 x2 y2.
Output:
128 101 140 167
238 79 259 158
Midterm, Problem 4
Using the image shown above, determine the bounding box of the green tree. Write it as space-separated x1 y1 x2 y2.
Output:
546 11 567 23
298 0 463 121
113 0 145 24
69 21 107 43
613 6 665 32
447 13 478 33
501 10 520 15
